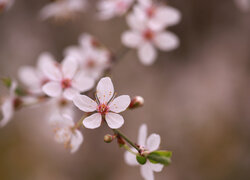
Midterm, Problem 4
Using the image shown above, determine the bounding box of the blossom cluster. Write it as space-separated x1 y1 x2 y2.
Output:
0 1 176 180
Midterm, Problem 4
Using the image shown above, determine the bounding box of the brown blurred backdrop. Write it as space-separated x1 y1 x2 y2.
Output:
0 0 250 180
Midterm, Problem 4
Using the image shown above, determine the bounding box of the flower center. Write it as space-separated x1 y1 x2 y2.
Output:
97 103 109 115
146 6 156 18
143 29 154 41
61 78 71 89
87 59 96 68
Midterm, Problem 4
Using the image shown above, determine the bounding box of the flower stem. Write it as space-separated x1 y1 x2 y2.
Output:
113 129 141 153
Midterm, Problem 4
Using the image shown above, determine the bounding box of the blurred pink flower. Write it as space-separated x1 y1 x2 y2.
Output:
122 11 179 65
18 52 54 95
97 0 134 20
234 0 250 12
73 77 130 129
40 0 87 20
64 33 111 80
42 56 95 100
49 113 83 153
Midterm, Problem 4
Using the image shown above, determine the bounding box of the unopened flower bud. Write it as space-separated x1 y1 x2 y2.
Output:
129 96 144 109
104 134 114 143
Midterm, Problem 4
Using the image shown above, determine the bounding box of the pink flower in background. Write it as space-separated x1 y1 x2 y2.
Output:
135 0 181 30
64 33 111 80
234 0 250 12
0 0 14 12
0 81 17 127
124 124 163 180
18 52 54 95
49 113 83 153
73 77 130 129
122 12 179 65
97 0 134 20
42 56 95 100
40 0 87 20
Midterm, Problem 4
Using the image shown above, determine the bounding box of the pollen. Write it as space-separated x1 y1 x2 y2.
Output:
97 103 109 115
143 29 154 41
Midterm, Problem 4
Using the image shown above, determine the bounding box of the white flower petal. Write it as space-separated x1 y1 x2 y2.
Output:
83 113 102 129
121 31 142 48
153 31 179 51
96 77 114 104
0 99 13 127
138 124 147 147
42 82 62 97
73 94 97 112
140 163 154 180
63 88 78 100
109 95 131 113
146 133 161 152
18 66 40 87
138 42 157 65
149 6 181 29
37 52 55 72
62 56 78 79
70 130 84 153
72 71 95 92
124 150 139 166
126 13 146 31
105 112 124 129
42 59 62 81
149 163 164 172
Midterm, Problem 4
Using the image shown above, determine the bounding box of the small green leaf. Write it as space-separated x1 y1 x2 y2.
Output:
1 77 12 88
147 150 172 166
136 155 147 165
15 87 27 96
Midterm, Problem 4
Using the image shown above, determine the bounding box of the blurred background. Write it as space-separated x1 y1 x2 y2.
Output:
0 0 250 179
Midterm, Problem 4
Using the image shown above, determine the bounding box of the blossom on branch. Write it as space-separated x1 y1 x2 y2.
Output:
18 52 54 95
0 81 17 127
42 56 95 100
73 77 131 129
0 0 14 12
64 33 112 80
97 0 134 20
122 1 180 65
124 124 163 180
40 0 87 21
49 113 83 153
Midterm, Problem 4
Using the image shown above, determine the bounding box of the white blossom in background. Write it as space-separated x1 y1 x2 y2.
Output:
135 0 181 31
234 0 250 12
42 56 95 100
18 52 54 95
0 0 14 12
65 33 111 80
40 0 87 21
122 11 180 65
124 124 163 180
49 113 83 153
73 77 131 129
97 0 134 20
0 81 17 127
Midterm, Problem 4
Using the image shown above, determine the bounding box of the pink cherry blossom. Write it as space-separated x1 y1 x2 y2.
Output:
0 0 14 12
40 0 87 20
122 12 179 65
42 56 95 100
135 0 181 31
73 77 131 129
124 124 163 180
18 52 54 95
49 113 83 153
0 81 17 127
97 0 134 20
64 33 111 80
234 0 250 12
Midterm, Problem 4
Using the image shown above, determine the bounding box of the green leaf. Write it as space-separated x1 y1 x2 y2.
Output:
147 150 172 166
15 87 27 96
1 77 12 88
136 155 147 165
